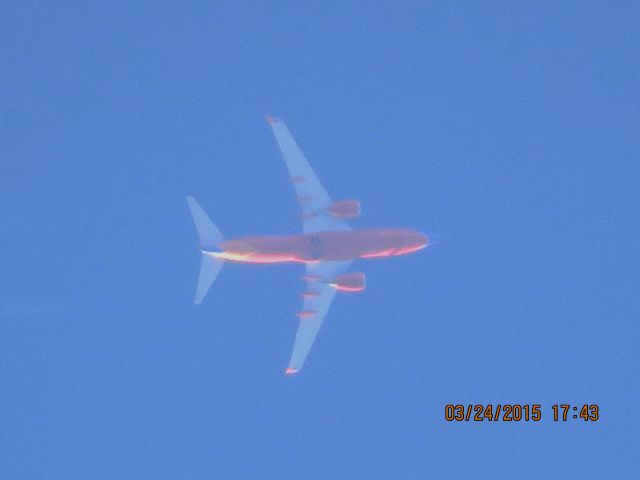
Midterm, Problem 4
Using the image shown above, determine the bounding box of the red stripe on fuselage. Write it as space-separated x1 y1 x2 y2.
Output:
217 228 427 264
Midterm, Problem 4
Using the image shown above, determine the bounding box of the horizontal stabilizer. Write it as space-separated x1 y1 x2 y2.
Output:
187 196 225 304
194 253 224 304
187 196 224 249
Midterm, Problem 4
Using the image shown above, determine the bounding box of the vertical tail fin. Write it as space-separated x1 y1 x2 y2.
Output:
187 196 225 304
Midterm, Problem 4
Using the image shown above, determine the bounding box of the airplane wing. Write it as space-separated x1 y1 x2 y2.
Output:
266 115 351 233
286 260 351 374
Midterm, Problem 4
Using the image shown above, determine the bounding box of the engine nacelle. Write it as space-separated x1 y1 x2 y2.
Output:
328 200 361 219
331 272 366 293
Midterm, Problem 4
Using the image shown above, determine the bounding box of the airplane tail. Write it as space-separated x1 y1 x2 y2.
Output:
187 196 225 304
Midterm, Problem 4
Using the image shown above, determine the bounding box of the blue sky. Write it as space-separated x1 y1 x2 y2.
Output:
2 2 638 478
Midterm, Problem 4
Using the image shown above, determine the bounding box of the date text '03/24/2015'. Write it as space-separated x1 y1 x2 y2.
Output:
444 404 599 422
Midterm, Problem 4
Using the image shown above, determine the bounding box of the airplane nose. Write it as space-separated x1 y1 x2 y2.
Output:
425 232 442 246
416 232 429 247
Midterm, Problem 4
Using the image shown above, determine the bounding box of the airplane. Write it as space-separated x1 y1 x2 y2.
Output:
187 115 430 374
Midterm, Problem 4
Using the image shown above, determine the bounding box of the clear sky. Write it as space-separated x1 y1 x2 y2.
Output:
2 2 638 478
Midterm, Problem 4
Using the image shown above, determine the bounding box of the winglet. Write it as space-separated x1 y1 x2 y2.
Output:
285 368 299 375
265 114 281 124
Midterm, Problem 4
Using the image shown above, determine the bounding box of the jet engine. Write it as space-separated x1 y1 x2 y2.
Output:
331 272 366 293
328 200 361 219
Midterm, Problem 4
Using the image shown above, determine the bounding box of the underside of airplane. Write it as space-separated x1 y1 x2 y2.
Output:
188 116 429 374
